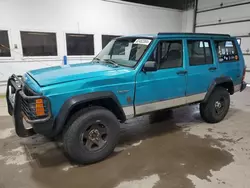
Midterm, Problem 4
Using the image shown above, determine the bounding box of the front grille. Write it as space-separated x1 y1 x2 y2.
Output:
21 98 36 120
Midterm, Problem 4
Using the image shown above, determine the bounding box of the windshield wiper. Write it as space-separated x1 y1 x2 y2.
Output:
93 57 100 61
103 59 119 67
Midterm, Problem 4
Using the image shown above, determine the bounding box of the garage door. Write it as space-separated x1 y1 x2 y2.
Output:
195 0 250 83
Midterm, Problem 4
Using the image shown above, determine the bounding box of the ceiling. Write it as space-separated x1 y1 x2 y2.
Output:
122 0 195 10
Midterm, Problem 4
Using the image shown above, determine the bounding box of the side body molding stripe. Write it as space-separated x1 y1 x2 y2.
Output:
135 93 206 115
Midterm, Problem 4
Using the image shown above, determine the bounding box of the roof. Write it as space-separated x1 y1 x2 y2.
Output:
117 34 157 39
157 32 231 38
118 32 232 39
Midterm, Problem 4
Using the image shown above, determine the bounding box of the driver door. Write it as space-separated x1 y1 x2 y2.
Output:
134 39 187 115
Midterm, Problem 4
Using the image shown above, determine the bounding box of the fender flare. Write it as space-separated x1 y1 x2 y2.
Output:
53 91 126 135
203 76 234 102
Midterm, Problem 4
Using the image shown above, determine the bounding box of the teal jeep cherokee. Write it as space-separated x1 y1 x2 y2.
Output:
7 33 247 164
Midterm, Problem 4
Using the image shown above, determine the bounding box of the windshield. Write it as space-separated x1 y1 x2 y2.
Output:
94 37 152 67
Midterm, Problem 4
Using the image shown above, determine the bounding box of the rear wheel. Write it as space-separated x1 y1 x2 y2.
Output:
200 87 230 123
63 107 120 164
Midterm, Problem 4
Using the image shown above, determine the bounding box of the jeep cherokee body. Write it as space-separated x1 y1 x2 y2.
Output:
6 33 247 164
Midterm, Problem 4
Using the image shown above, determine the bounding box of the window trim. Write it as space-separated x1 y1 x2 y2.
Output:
65 32 95 57
213 39 239 63
20 30 59 59
149 39 184 70
0 29 14 60
186 39 214 66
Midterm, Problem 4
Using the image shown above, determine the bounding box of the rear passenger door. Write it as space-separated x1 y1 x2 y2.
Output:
185 39 219 99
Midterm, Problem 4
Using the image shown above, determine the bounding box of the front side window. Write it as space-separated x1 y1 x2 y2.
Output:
0 30 11 57
148 40 183 69
159 40 182 69
188 40 213 66
214 40 239 62
66 33 94 56
94 37 152 67
20 31 57 56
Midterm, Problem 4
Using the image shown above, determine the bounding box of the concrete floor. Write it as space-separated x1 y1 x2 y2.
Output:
0 88 250 188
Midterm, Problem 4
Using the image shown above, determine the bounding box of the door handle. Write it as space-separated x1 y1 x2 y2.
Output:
176 70 188 75
208 67 217 71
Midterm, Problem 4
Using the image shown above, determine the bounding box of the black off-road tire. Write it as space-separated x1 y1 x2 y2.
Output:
63 106 120 164
200 87 230 123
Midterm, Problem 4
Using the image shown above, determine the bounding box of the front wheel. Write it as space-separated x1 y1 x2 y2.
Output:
200 87 230 123
63 107 120 164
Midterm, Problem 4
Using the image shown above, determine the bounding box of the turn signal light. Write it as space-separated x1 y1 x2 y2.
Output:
35 98 45 116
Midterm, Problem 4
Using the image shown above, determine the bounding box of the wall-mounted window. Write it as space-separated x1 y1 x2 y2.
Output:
0 30 11 57
102 35 120 49
66 33 94 56
20 31 57 56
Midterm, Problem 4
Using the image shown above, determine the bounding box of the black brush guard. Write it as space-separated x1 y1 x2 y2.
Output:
6 74 51 137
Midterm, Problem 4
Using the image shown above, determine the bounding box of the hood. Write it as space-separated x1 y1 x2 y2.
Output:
27 62 128 87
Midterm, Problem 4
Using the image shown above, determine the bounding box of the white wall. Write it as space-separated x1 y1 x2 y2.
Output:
196 0 250 83
182 8 195 32
0 0 183 93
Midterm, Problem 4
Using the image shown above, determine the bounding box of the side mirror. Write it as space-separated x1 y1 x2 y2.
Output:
143 61 157 72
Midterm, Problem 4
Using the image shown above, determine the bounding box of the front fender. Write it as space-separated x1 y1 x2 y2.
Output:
53 91 126 135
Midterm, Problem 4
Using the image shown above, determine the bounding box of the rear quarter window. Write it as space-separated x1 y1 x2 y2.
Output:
214 40 239 63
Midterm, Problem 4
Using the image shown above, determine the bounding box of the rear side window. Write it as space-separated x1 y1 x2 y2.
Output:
214 40 239 62
187 40 213 66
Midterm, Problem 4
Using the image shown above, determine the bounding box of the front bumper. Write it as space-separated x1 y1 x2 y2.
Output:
6 74 53 137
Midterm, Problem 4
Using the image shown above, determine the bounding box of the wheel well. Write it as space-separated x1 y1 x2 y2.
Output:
216 81 234 94
65 98 126 125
